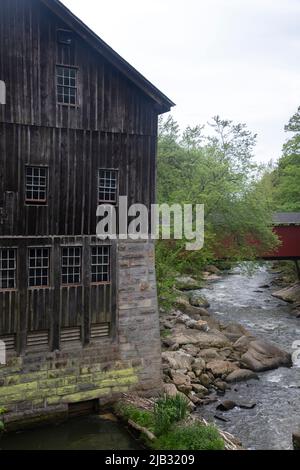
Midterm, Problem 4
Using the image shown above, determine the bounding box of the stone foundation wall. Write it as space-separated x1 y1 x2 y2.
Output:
0 240 162 430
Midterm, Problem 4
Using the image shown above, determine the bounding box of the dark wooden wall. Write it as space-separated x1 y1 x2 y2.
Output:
0 122 156 236
0 0 160 347
0 0 158 136
0 236 116 352
0 0 159 238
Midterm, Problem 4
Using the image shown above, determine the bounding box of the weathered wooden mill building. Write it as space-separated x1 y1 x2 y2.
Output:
0 0 174 428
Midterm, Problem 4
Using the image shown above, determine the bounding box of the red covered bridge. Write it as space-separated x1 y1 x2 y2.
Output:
263 213 300 260
216 212 300 278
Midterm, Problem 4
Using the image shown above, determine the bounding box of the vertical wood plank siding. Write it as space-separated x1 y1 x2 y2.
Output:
0 0 160 350
0 237 116 345
0 123 156 236
0 0 158 135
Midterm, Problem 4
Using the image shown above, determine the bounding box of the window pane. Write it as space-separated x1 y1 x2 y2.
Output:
91 246 111 283
28 248 50 287
61 247 82 285
56 66 77 105
0 249 16 290
98 169 118 204
25 166 48 204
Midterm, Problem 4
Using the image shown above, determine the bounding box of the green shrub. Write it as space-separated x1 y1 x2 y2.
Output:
154 394 189 436
154 423 225 450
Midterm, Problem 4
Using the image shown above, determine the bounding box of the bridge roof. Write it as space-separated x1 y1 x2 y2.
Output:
273 212 300 226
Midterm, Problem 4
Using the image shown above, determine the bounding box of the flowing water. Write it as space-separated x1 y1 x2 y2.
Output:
0 415 140 450
198 265 300 450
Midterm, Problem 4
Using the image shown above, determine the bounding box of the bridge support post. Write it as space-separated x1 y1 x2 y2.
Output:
295 260 300 281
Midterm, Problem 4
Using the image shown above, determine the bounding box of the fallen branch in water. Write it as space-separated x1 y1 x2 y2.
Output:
127 419 156 442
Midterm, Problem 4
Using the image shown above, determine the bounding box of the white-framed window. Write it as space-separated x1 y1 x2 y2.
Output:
0 249 17 290
61 247 82 285
57 66 77 105
28 248 50 288
25 166 48 204
98 169 118 204
91 246 111 284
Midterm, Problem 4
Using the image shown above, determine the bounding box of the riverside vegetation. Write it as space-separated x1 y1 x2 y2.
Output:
114 394 229 450
143 108 300 449
156 106 300 310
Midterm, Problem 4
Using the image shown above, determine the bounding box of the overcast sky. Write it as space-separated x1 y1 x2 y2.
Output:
62 0 300 163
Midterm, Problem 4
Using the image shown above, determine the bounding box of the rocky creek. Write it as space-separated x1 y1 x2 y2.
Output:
197 265 300 450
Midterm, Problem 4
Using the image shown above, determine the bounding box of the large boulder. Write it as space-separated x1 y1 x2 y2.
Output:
162 351 194 371
176 313 209 331
226 368 259 383
222 323 251 342
175 276 203 291
192 357 206 376
169 370 192 394
198 348 221 360
272 283 300 304
175 296 209 318
198 373 212 388
171 329 231 349
205 265 221 274
206 360 238 377
163 383 178 397
216 400 237 411
182 344 199 357
233 335 255 354
189 292 210 308
241 340 292 372
192 383 209 396
205 317 222 330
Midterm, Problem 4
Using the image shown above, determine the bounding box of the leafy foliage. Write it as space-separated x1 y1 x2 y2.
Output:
156 115 278 308
158 115 277 255
272 106 300 211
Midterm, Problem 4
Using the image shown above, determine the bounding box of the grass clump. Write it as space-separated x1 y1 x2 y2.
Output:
115 396 225 450
114 403 155 433
153 422 225 451
154 394 189 436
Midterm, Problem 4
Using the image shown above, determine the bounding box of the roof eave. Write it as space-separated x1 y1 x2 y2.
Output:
41 0 175 114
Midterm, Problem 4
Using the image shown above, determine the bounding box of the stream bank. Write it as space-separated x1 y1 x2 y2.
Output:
160 264 300 450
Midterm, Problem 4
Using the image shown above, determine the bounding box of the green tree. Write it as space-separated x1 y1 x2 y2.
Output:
156 115 278 293
274 106 300 211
